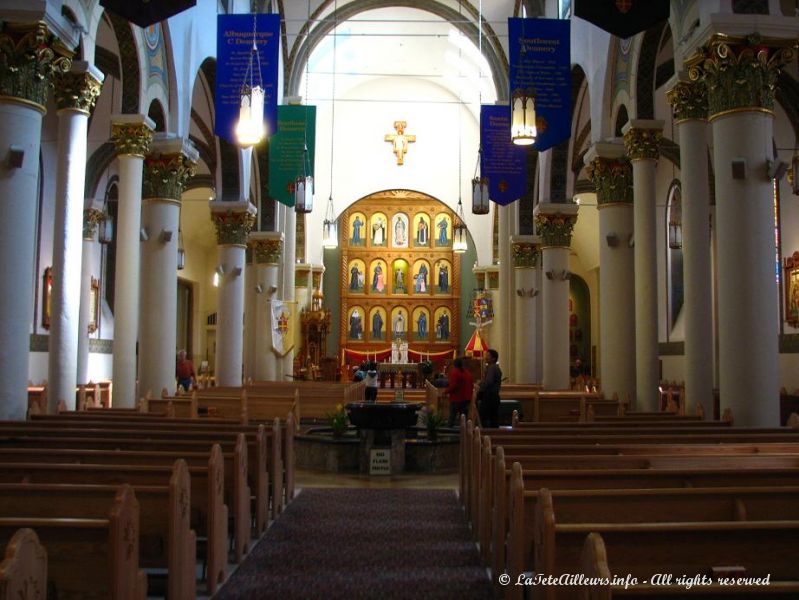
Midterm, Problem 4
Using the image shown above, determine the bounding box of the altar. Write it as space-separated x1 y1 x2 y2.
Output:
377 362 423 389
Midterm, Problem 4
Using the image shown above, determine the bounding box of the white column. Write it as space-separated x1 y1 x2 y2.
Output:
668 79 713 418
511 237 540 383
623 119 663 411
0 25 70 420
250 232 283 381
244 258 256 381
535 204 579 390
498 204 512 379
210 201 257 386
77 209 105 386
586 143 635 405
138 136 198 398
109 115 154 407
282 208 297 380
47 63 103 411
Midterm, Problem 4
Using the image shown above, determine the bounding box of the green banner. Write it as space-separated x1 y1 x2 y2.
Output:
268 105 316 207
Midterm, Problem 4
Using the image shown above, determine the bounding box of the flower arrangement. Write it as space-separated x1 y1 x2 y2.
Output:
420 403 446 440
327 403 348 437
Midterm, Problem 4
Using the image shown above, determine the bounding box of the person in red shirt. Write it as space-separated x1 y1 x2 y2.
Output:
175 350 196 392
446 357 474 427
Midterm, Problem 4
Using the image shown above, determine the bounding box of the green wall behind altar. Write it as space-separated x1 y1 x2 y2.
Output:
322 235 478 365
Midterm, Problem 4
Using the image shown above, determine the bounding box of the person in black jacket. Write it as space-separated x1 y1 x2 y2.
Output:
478 349 502 428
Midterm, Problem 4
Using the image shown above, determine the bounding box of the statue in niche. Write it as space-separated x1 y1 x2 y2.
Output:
395 267 406 293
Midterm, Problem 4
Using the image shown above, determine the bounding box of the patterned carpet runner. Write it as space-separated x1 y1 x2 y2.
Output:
214 488 494 599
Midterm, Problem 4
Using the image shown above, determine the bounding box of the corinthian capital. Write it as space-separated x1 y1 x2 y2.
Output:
686 33 796 119
667 79 708 122
622 120 663 161
54 61 103 113
250 232 284 264
83 208 106 240
111 114 155 157
210 201 257 246
0 21 73 110
534 203 578 249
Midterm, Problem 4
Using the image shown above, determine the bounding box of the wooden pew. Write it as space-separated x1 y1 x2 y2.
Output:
0 460 195 599
0 528 47 600
0 484 147 600
580 532 799 598
0 448 228 595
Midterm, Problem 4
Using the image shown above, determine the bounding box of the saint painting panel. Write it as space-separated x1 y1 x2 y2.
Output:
348 212 367 246
369 306 387 341
390 306 408 341
369 259 387 294
434 259 451 294
391 212 409 248
348 306 365 341
392 258 409 294
370 212 387 247
434 307 451 342
412 259 430 294
413 213 430 247
347 259 366 293
412 306 430 342
434 213 451 247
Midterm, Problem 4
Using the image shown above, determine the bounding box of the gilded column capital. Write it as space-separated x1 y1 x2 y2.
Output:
210 202 257 246
667 79 708 122
686 33 796 119
83 208 106 240
534 213 578 248
0 21 73 111
142 153 197 201
111 115 155 157
622 123 663 161
511 241 540 268
53 62 103 113
585 156 633 205
250 238 284 264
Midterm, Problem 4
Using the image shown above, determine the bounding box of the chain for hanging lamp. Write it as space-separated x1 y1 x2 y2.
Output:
322 0 339 248
295 0 315 214
235 12 266 147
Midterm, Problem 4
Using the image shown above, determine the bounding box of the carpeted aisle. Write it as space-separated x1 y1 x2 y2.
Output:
214 488 494 599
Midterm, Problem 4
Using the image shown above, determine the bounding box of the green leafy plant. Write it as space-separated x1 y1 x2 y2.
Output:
327 403 348 437
420 403 446 440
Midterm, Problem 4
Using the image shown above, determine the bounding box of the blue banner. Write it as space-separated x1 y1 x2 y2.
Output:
508 18 571 152
480 105 527 206
215 14 280 144
268 105 316 207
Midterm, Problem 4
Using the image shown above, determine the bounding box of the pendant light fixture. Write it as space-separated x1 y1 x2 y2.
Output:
295 0 315 214
453 15 468 255
322 0 339 248
511 88 537 146
235 12 266 147
471 0 490 215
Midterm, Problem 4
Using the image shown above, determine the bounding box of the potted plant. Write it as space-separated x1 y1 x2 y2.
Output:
420 403 446 440
327 403 348 438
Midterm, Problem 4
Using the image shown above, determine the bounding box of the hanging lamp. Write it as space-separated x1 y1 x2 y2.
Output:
511 88 537 146
235 12 266 147
295 0 314 214
322 0 339 248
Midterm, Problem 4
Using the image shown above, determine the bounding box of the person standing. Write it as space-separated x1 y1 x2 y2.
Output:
364 362 379 402
175 350 196 392
478 349 502 428
446 357 474 427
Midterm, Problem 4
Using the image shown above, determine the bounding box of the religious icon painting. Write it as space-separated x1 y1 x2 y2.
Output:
413 212 430 247
434 259 452 294
369 259 387 294
412 259 431 294
434 213 451 247
347 259 366 293
348 306 365 341
369 306 387 341
370 212 388 247
433 307 451 342
391 212 410 248
348 212 367 246
390 306 408 341
784 251 799 328
392 258 409 294
412 306 430 342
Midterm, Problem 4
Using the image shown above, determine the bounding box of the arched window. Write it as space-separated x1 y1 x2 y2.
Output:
666 180 683 329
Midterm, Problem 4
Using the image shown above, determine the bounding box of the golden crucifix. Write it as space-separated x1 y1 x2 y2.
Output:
384 121 416 165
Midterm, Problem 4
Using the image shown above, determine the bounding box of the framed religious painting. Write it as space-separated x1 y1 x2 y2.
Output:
433 307 451 342
369 306 387 341
433 213 451 247
391 212 409 248
434 259 452 294
88 277 100 334
348 212 367 246
391 258 409 294
348 306 365 341
41 267 53 329
369 212 388 247
784 251 799 327
347 259 366 293
413 212 430 247
412 306 430 342
390 306 408 341
369 259 387 294
412 259 430 294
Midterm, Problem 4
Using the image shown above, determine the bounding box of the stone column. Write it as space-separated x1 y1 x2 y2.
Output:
0 23 71 419
686 35 795 426
47 61 103 411
498 204 512 379
109 115 154 407
250 232 283 381
211 201 257 386
623 119 663 411
138 136 197 398
244 248 255 381
535 204 579 390
511 236 540 384
282 208 297 380
667 77 713 418
585 143 635 405
77 208 106 386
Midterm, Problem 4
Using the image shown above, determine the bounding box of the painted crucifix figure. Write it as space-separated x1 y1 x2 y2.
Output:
384 120 416 165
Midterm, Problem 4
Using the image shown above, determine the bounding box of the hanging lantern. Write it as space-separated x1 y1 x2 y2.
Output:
322 196 338 249
235 85 265 147
472 176 490 215
668 220 682 250
453 199 468 254
294 174 314 214
177 229 186 270
511 88 537 146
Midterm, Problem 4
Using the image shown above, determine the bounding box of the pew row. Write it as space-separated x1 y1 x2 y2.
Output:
0 528 47 600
